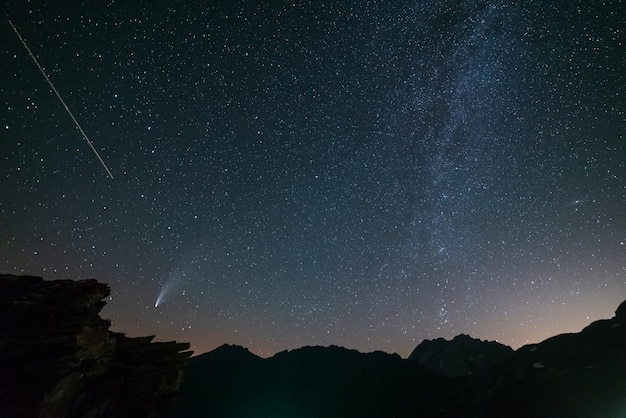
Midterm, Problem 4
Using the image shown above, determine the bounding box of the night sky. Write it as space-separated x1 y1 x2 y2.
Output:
2 1 624 358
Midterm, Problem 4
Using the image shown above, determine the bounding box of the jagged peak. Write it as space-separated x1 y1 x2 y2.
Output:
615 299 626 319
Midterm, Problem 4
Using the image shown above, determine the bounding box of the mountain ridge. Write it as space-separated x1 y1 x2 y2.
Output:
168 299 626 417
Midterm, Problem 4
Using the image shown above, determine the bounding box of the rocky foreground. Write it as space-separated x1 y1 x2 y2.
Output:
2 273 625 418
0 274 192 418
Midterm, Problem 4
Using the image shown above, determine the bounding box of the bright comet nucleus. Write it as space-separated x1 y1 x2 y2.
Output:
154 286 168 308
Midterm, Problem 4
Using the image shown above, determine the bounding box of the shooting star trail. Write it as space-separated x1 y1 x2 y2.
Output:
8 19 114 179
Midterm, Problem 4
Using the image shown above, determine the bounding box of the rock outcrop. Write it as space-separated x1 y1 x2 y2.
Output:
0 274 192 418
408 333 514 376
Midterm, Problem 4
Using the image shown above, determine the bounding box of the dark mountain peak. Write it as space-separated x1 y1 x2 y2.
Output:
274 343 347 355
271 344 406 365
514 299 626 364
615 299 626 319
211 343 259 359
409 334 514 377
466 299 626 417
190 343 265 373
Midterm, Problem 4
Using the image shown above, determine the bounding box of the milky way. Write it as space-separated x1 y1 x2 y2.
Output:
1 0 624 357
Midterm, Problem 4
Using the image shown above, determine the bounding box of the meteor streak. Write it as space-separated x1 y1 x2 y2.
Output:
8 19 114 179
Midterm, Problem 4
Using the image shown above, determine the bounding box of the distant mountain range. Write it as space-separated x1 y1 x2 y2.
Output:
167 299 626 418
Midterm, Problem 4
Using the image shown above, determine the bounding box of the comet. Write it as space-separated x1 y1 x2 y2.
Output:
155 289 165 307
154 278 177 308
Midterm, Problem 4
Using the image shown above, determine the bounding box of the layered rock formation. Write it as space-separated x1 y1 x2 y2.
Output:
0 274 192 418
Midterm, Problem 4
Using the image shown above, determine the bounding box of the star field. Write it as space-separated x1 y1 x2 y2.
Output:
1 0 625 357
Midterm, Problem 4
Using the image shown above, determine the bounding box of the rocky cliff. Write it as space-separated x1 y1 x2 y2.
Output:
0 274 192 418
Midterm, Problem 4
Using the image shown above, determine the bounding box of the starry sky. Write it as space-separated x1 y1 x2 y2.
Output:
1 0 625 358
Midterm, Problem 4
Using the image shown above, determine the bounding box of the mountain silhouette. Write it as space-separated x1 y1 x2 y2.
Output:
173 344 448 417
4 273 623 417
460 299 626 417
168 299 626 418
408 333 514 376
